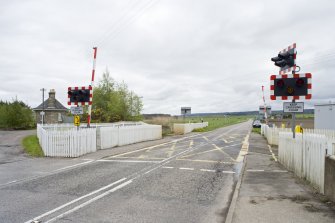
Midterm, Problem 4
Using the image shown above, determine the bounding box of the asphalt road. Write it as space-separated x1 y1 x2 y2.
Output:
0 121 251 223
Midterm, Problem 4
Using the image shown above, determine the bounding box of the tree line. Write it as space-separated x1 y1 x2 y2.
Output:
0 100 35 129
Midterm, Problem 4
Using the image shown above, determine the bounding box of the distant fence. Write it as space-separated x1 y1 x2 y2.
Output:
173 122 208 135
37 122 162 158
98 124 162 149
262 124 335 194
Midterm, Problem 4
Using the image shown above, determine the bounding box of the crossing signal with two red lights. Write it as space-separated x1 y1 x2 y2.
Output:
67 86 92 105
270 73 312 100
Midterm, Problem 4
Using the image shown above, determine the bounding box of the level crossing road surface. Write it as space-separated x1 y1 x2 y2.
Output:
0 121 251 223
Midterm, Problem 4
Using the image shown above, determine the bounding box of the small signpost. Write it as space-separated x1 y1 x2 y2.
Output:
283 102 304 113
70 106 84 115
74 115 80 127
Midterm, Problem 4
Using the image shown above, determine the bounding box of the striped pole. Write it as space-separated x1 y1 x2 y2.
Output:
87 47 97 127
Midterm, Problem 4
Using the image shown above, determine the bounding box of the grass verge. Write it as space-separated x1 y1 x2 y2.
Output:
22 135 44 157
252 127 261 134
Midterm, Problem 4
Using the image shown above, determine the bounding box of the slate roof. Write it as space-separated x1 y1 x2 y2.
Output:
33 98 68 111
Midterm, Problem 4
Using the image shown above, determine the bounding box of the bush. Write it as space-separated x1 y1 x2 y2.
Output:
0 100 35 129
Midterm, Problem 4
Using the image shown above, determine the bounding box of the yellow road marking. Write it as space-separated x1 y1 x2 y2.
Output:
236 133 250 162
166 142 177 157
212 144 236 162
180 148 218 158
221 138 229 143
267 145 278 162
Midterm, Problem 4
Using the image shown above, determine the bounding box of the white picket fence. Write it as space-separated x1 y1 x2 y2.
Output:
262 124 335 193
37 122 162 157
173 122 209 134
37 125 97 157
278 132 330 193
261 125 291 145
261 124 335 149
98 124 162 149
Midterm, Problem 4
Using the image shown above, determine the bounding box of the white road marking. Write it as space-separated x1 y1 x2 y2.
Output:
200 169 216 172
55 160 94 171
271 170 288 173
44 180 133 223
203 136 209 141
247 169 265 172
221 171 235 174
24 178 127 223
96 159 160 163
246 169 287 173
179 167 194 171
162 166 174 169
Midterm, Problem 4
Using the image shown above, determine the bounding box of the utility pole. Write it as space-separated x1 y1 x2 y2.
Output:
40 88 46 125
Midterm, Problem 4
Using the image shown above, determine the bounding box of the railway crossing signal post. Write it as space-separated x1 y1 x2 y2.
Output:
270 43 312 138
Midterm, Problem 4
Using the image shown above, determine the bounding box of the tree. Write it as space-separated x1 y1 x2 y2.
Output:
91 68 143 122
0 99 35 129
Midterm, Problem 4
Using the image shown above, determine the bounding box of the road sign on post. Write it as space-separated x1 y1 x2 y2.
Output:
74 115 80 126
283 102 304 113
70 106 84 115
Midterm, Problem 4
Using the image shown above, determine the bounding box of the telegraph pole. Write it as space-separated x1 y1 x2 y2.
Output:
40 88 46 125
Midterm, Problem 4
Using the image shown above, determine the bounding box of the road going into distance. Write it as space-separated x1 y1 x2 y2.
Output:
0 121 251 223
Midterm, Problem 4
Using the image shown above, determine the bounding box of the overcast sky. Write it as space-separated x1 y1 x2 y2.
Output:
1 0 335 115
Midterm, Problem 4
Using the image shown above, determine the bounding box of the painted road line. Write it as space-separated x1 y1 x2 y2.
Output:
221 170 235 174
162 166 174 169
212 143 236 162
44 180 133 223
110 133 203 158
25 178 127 223
96 159 160 163
166 142 177 157
235 133 250 162
189 140 194 147
202 136 209 141
56 160 94 171
272 170 288 173
179 167 194 171
268 145 278 162
176 158 236 164
200 169 216 173
247 169 265 172
221 137 229 143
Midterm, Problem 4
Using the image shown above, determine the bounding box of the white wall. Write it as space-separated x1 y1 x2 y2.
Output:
173 122 208 135
315 104 335 130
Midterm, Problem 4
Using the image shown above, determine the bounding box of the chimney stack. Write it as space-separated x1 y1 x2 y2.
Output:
48 89 56 108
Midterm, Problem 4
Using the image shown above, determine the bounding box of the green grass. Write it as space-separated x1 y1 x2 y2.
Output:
252 127 261 134
22 135 44 157
192 116 251 132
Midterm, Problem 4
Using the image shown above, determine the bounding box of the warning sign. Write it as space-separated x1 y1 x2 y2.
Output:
283 102 304 113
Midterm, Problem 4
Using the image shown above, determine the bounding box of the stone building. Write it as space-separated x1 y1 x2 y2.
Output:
33 89 68 124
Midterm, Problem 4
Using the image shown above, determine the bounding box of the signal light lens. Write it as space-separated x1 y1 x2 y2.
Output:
287 86 294 95
296 78 304 87
276 79 285 88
